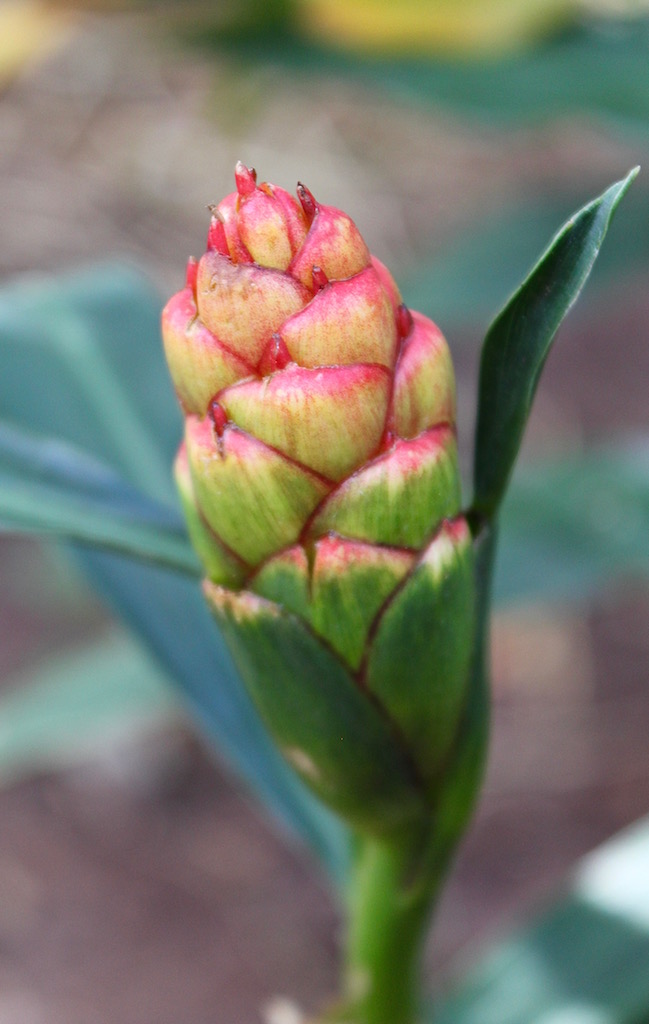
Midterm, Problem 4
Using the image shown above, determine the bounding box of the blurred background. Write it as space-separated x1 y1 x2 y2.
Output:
0 1 648 1021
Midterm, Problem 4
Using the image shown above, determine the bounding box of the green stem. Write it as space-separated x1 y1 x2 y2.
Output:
331 827 446 1024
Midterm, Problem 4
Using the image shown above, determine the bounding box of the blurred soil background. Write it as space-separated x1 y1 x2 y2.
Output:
0 3 648 1022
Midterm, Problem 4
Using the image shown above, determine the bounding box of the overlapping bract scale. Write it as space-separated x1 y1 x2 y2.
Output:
184 415 329 566
288 199 371 290
251 537 416 670
162 288 253 414
366 518 475 785
280 266 397 369
307 427 461 548
174 443 246 587
219 363 391 482
392 311 456 437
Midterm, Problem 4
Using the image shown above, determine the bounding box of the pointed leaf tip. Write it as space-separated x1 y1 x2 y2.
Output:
471 168 639 525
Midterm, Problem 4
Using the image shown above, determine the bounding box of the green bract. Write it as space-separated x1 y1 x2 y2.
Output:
162 162 475 834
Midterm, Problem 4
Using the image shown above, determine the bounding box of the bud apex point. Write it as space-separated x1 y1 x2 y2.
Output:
397 303 413 340
296 182 318 222
235 161 257 196
185 256 198 294
207 210 229 254
208 399 228 436
259 334 292 376
311 265 329 291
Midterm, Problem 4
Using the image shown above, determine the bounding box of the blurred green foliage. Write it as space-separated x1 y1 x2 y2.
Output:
178 7 649 130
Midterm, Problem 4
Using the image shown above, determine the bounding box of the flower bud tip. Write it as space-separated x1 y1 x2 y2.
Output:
208 399 228 437
397 303 413 340
235 161 257 196
259 334 292 376
311 265 328 291
185 256 198 293
381 428 396 451
296 182 318 222
207 210 229 254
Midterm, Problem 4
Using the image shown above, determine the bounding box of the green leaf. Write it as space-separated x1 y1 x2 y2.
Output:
471 168 638 524
0 264 179 502
205 583 427 835
432 816 649 1024
495 437 649 607
0 421 200 575
0 631 178 784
